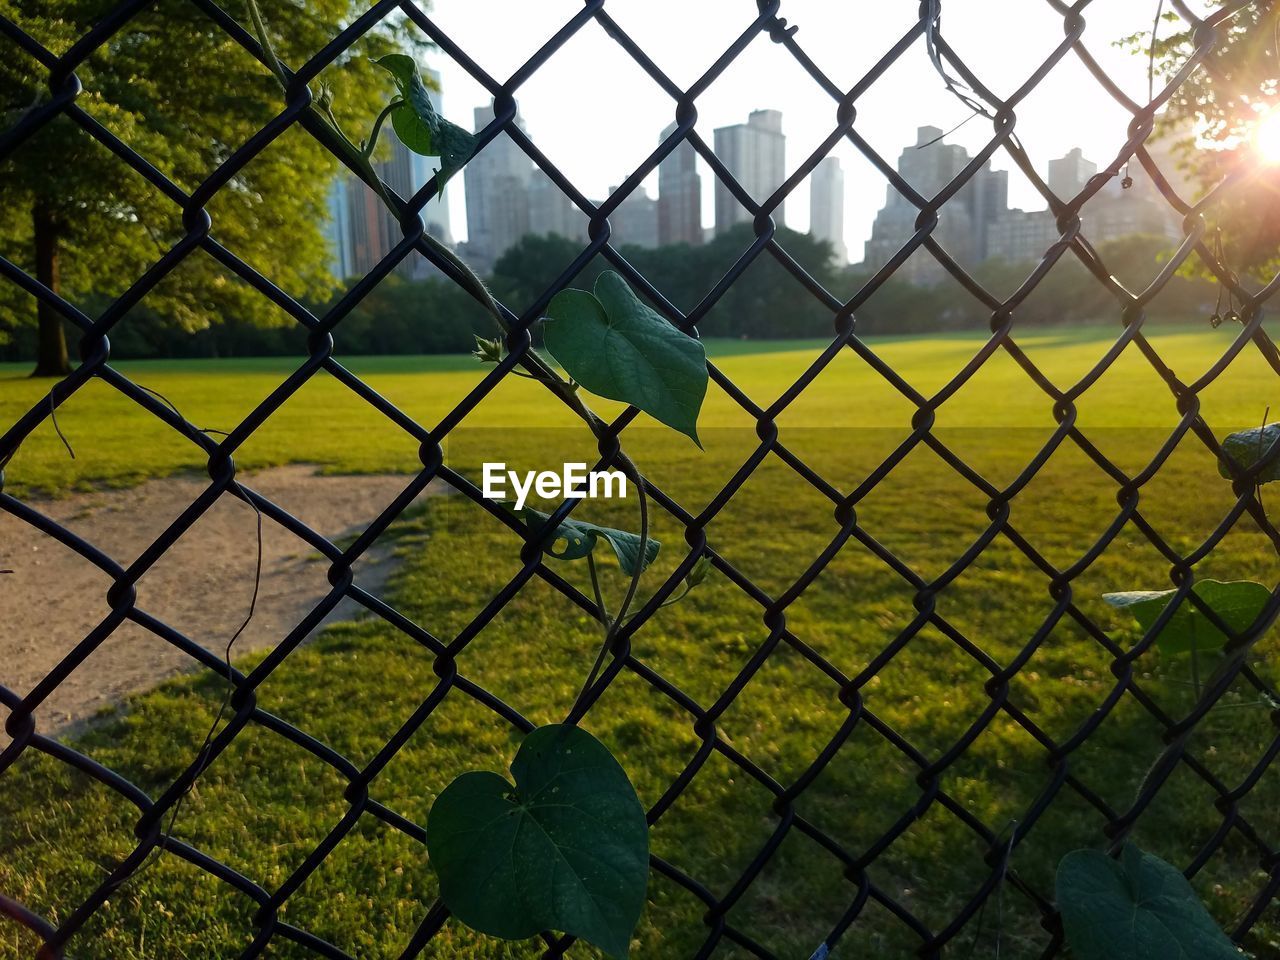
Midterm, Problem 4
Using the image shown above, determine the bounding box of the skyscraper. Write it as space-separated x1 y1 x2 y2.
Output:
965 165 1009 261
1048 147 1097 200
809 156 846 264
528 171 587 244
863 126 983 283
713 109 786 235
324 176 354 279
609 185 659 249
462 103 532 273
657 123 702 246
341 133 420 278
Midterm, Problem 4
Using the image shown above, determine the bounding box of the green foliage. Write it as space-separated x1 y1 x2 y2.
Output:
372 54 436 155
335 274 493 354
1128 8 1280 276
631 225 840 339
510 504 661 575
489 226 840 339
427 725 649 958
490 234 593 309
545 272 708 445
440 260 708 952
0 233 1221 364
840 234 1210 336
0 0 416 347
1218 423 1280 483
1056 844 1241 960
371 54 475 190
438 262 702 949
1103 579 1272 656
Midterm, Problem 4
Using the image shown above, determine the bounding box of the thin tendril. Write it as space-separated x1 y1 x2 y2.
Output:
567 469 649 722
1148 0 1166 104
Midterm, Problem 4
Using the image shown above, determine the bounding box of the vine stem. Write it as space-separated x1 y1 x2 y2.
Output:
657 582 693 610
245 0 286 89
567 475 649 724
586 551 610 628
363 99 402 158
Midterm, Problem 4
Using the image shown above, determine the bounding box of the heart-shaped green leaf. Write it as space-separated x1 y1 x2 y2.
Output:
544 271 708 446
1103 579 1271 655
1218 423 1280 484
374 54 437 151
427 725 649 958
1056 844 1241 960
511 504 660 575
372 54 475 188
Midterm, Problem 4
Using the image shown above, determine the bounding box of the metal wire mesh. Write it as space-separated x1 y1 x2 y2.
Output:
3 0 1280 957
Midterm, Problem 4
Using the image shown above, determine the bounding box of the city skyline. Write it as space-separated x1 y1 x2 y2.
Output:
863 125 1181 284
420 0 1208 258
326 83 1185 284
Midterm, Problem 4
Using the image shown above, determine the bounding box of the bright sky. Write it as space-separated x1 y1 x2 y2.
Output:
422 1 1218 262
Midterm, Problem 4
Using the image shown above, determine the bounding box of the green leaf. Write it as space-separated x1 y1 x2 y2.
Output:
1218 423 1280 484
373 54 437 145
372 54 475 188
544 271 708 446
1103 579 1271 655
511 504 660 575
427 725 649 958
1055 844 1241 960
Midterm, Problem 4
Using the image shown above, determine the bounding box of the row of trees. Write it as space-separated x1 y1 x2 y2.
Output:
0 226 1221 363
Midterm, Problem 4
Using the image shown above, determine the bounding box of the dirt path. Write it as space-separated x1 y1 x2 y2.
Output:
0 466 443 736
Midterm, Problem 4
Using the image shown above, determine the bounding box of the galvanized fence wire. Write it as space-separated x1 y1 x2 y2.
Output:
2 0 1280 956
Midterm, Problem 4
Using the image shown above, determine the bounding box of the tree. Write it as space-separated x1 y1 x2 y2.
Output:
0 0 416 375
700 224 837 338
1131 5 1280 278
336 273 492 354
490 233 586 310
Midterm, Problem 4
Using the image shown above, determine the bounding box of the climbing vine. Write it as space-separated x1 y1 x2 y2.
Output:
238 10 715 951
441 268 713 955
1056 420 1280 959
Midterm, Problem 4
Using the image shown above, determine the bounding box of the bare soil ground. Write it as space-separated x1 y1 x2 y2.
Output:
0 466 441 736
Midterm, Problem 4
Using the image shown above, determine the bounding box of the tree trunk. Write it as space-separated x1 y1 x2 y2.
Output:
31 203 70 378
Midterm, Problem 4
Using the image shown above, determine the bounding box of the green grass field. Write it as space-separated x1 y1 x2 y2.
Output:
3 324 1280 958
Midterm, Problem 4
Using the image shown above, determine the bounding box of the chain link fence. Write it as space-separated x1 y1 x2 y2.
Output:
4 0 1280 957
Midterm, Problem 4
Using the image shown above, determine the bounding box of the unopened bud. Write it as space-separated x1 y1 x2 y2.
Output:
686 555 713 589
472 335 503 364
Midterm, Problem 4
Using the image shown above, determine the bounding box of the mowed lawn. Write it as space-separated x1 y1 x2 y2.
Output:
3 324 1280 959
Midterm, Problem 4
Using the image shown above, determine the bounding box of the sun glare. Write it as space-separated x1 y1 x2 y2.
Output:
1255 111 1280 164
